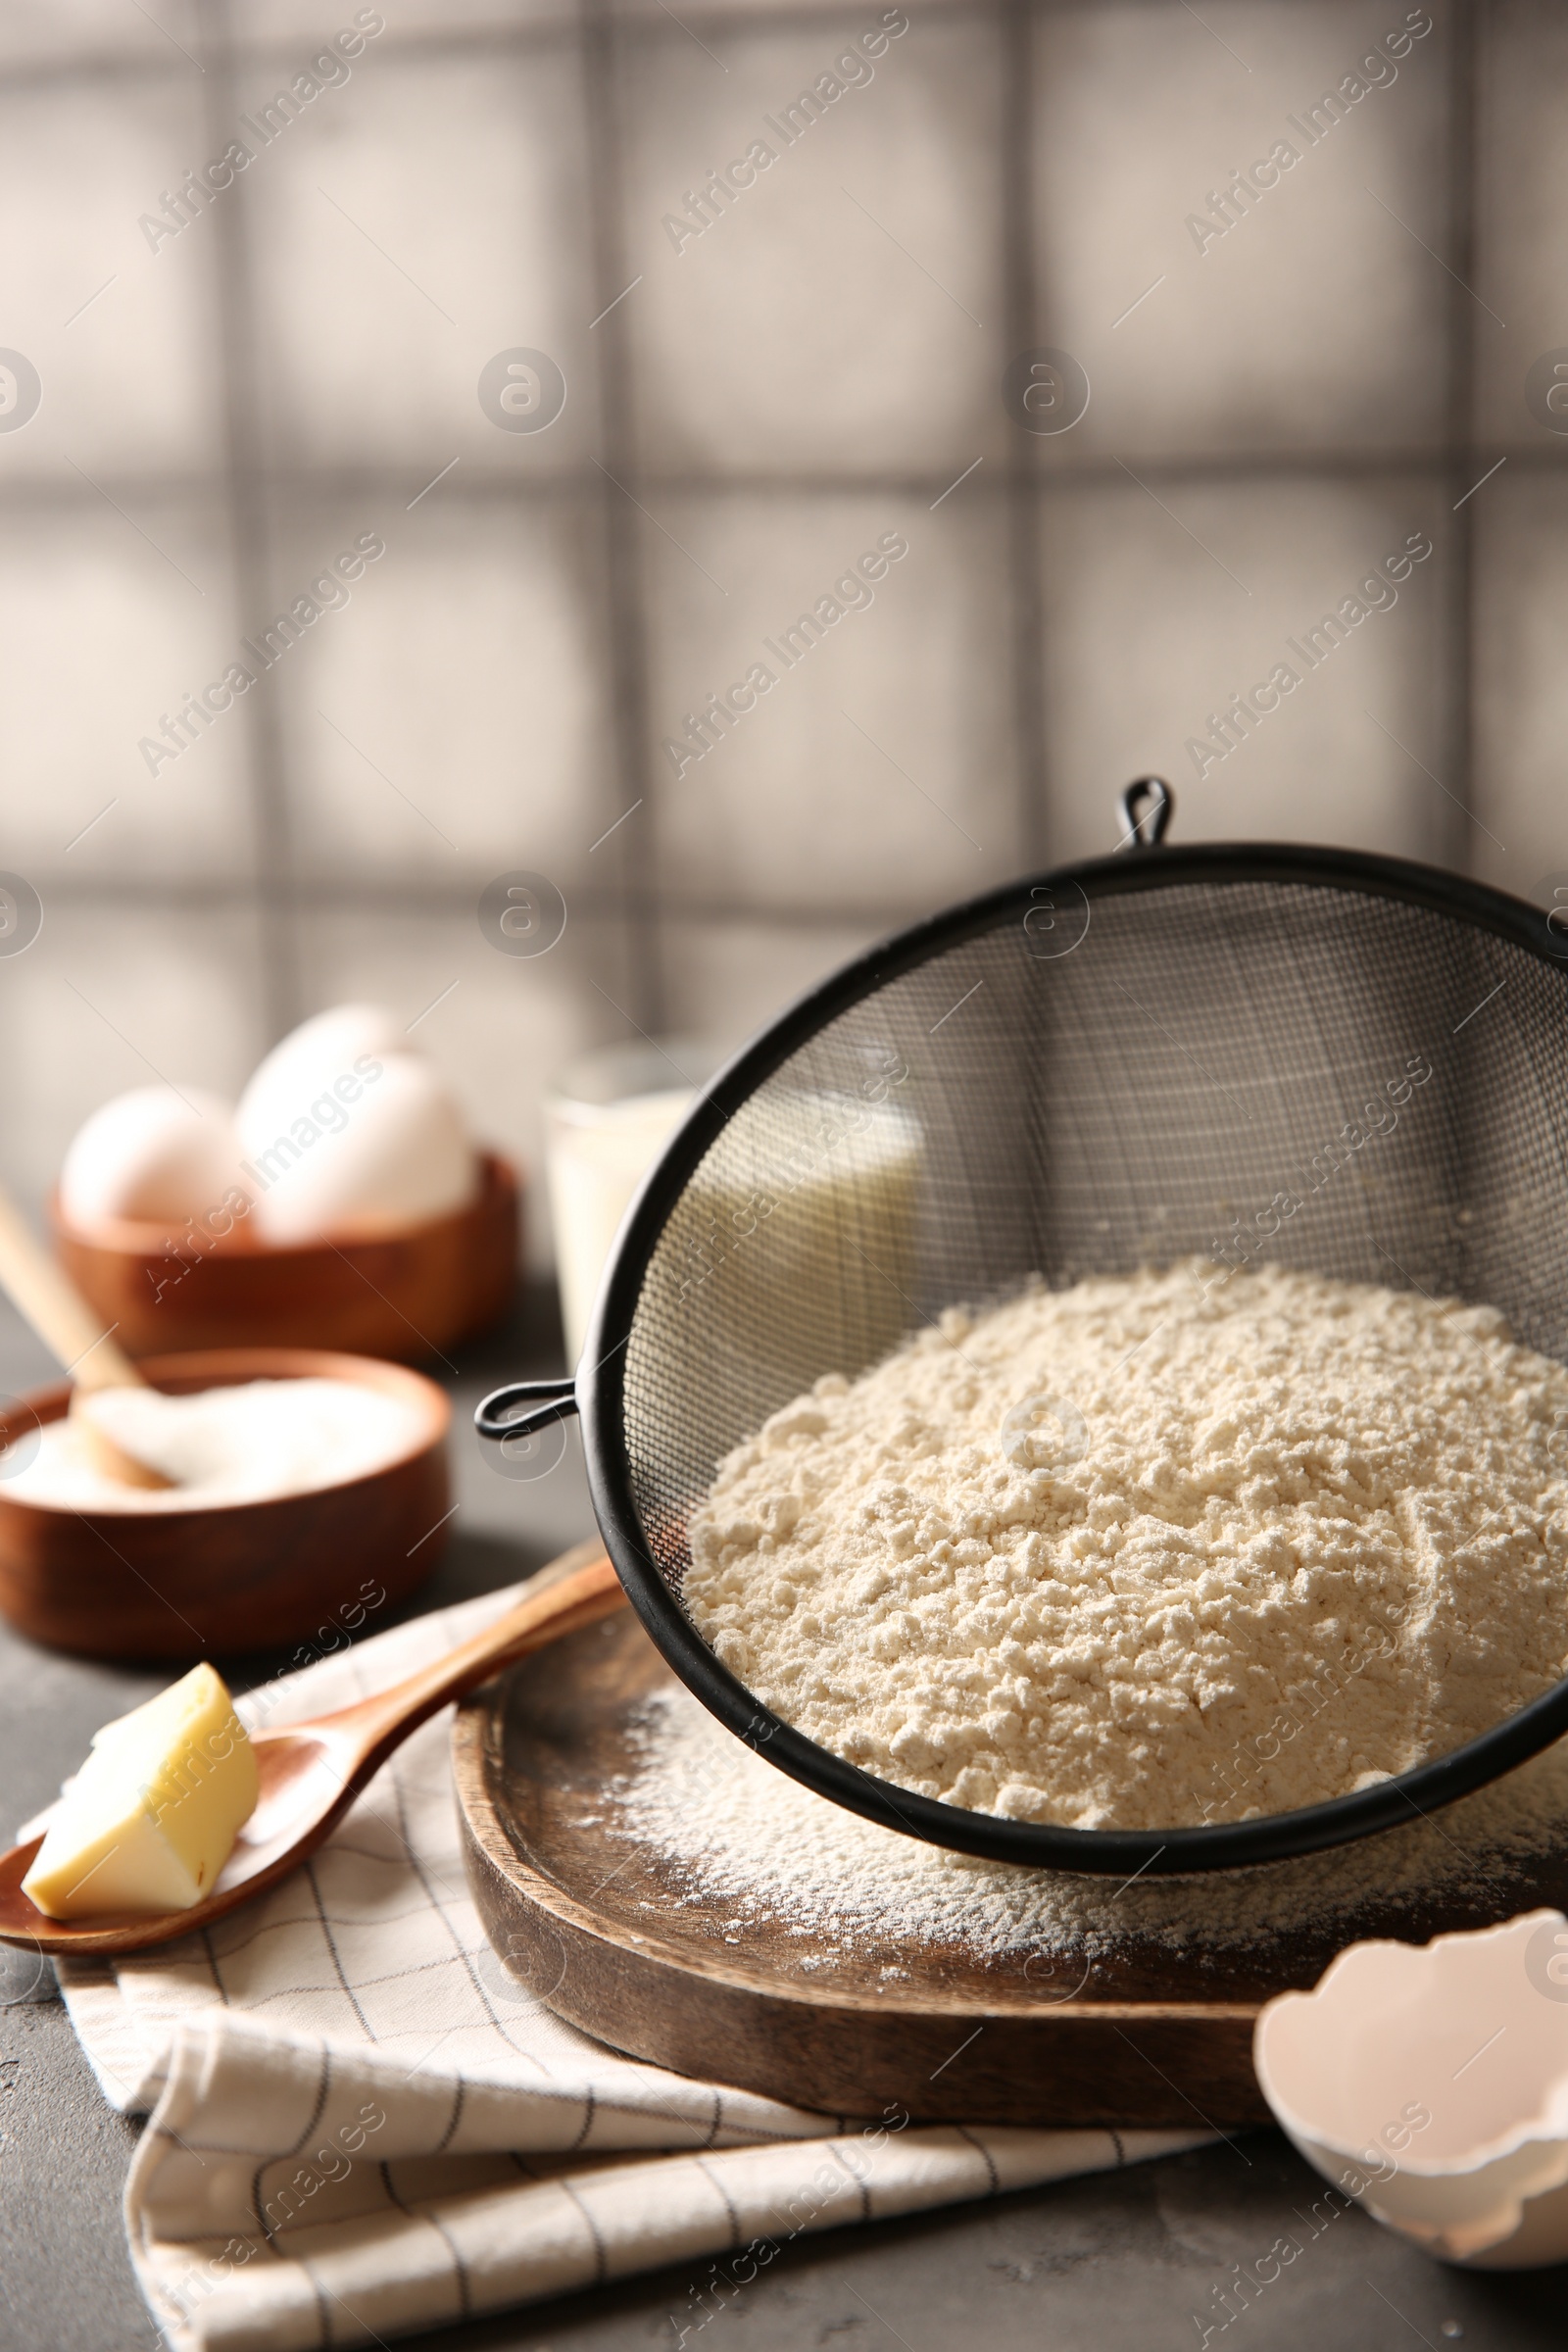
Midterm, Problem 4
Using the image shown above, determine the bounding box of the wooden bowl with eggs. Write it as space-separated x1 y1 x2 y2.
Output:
0 1348 451 1659
51 1151 520 1365
51 1006 520 1364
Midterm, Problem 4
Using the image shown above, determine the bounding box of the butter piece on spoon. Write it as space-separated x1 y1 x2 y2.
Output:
22 1664 258 1918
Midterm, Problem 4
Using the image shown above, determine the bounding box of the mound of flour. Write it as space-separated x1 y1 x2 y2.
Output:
683 1265 1568 1831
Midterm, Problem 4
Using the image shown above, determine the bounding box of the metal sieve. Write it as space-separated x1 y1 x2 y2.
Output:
479 783 1568 1875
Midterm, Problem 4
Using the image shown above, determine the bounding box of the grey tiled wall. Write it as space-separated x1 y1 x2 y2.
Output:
0 0 1558 1263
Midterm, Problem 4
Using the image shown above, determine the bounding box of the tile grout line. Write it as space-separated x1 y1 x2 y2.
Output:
0 0 1007 98
1444 0 1481 879
200 0 301 1044
1001 0 1049 872
2 450 1567 514
582 0 663 1034
10 877 951 938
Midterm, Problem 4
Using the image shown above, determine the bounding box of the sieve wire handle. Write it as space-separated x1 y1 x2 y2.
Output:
1118 776 1173 849
474 1376 579 1445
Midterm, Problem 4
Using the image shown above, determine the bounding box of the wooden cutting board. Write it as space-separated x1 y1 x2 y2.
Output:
454 1609 1568 2130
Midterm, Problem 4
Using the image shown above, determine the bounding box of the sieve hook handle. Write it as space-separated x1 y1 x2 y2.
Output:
1118 776 1173 849
474 1376 580 1445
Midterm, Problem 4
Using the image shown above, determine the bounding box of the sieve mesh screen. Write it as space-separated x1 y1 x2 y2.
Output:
621 874 1568 1614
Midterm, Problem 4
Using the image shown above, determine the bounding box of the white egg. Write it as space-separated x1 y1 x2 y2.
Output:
237 1004 410 1143
59 1088 246 1229
240 1052 475 1244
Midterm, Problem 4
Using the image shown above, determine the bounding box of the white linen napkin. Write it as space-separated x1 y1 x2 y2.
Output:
43 1570 1208 2350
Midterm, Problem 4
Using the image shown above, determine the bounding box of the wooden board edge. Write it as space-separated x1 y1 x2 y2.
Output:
452 1692 1272 2130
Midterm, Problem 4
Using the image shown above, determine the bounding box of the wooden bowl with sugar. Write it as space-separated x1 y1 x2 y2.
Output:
50 1151 519 1366
0 1348 451 1660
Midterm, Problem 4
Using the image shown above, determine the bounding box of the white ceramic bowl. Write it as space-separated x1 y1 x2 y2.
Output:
1254 1909 1568 2267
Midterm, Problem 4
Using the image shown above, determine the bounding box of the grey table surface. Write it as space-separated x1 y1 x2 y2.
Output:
1 1287 1564 2352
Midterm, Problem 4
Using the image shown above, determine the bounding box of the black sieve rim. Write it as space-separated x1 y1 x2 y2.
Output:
540 840 1568 1876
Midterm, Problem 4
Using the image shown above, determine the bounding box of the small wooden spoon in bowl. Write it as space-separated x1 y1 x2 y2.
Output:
0 1543 626 1957
0 1185 172 1490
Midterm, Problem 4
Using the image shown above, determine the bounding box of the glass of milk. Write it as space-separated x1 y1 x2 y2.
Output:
544 1039 726 1364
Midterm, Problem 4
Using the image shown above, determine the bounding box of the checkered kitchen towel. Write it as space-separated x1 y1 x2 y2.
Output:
44 1567 1207 2350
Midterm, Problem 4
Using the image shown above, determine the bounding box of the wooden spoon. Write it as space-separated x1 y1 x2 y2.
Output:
0 1543 626 1956
0 1184 172 1489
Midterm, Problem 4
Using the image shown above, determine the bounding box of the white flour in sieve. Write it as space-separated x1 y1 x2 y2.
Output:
683 1264 1568 1832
